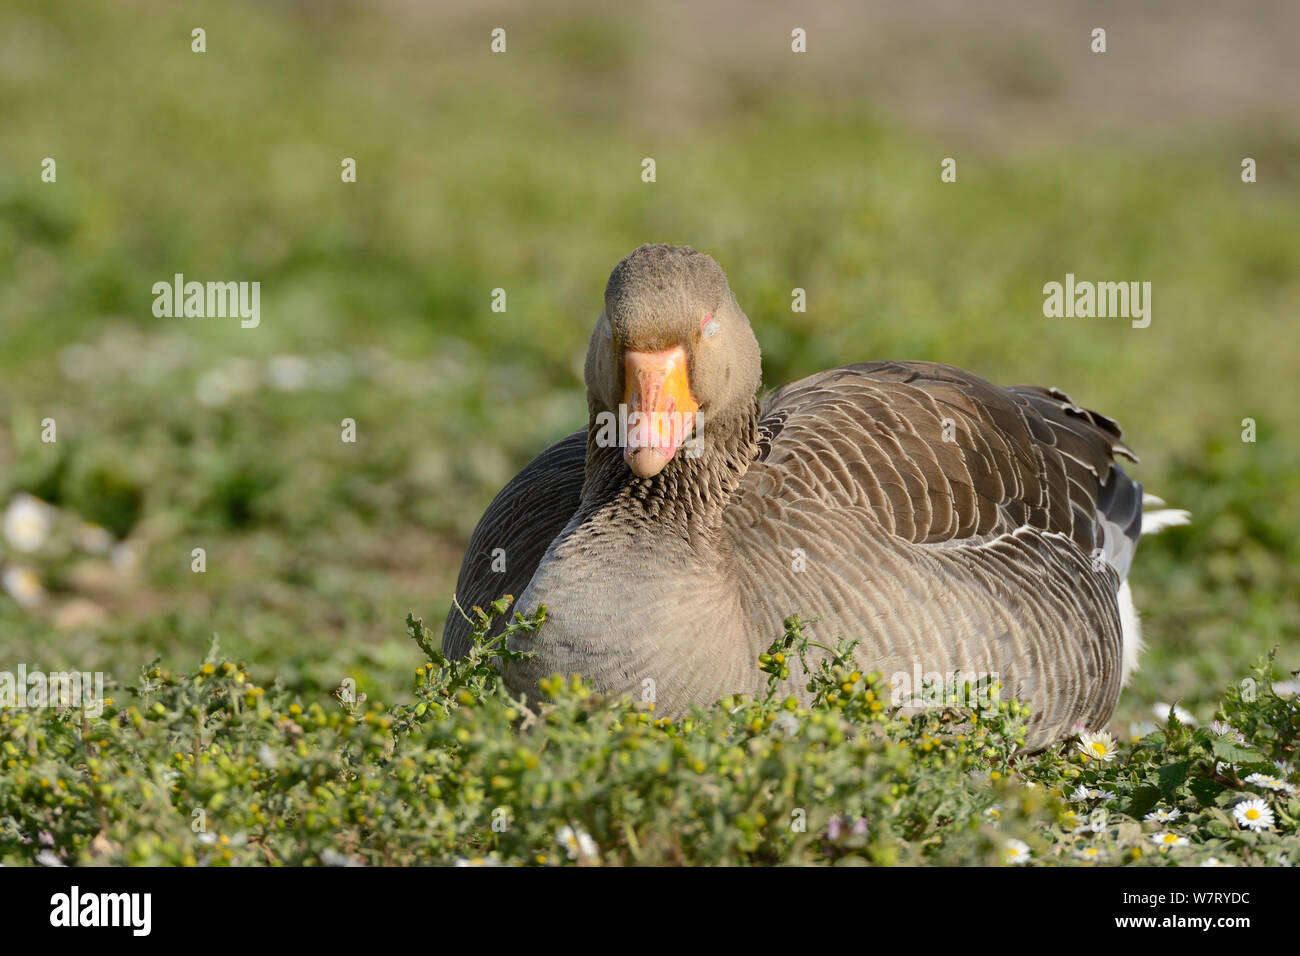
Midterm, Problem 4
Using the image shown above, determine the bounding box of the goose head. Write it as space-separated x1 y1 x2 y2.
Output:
584 244 762 478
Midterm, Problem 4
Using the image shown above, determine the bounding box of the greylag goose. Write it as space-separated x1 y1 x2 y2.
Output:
443 244 1186 748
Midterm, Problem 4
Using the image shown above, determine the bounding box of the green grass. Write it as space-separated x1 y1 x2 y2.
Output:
2 608 1295 866
0 0 1297 864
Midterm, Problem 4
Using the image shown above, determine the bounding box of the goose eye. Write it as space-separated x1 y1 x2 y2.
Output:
701 314 720 338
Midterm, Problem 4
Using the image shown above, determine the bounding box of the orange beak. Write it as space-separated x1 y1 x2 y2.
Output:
622 346 700 478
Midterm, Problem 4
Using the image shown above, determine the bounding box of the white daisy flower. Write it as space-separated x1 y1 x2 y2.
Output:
556 825 599 862
1076 729 1117 762
1153 702 1196 726
1209 720 1245 742
1128 720 1157 740
1073 845 1103 861
1151 832 1188 849
1002 838 1031 865
1233 798 1274 831
75 523 114 555
1271 678 1300 698
1144 808 1181 823
1071 785 1106 802
2 566 45 609
1199 857 1232 867
1244 773 1297 795
3 494 53 553
983 806 1001 823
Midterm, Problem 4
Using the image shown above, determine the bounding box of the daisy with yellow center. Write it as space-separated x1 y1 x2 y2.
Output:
2 566 45 609
2 494 53 553
1244 773 1297 795
1076 729 1117 762
1144 808 1181 823
556 825 600 862
1151 832 1188 849
1233 799 1274 831
1074 846 1102 861
1003 838 1031 865
1071 785 1107 801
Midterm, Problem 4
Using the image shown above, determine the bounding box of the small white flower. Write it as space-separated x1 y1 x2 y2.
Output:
35 850 65 867
1002 838 1031 865
1153 702 1196 726
1073 845 1103 861
75 523 114 555
195 369 234 408
257 744 278 769
266 355 312 392
771 712 800 738
1199 857 1232 867
1233 798 1274 831
1209 720 1245 743
1144 808 1181 823
320 848 362 867
1073 816 1107 835
1244 773 1296 795
983 806 1001 823
1128 720 1157 740
3 494 53 552
2 566 45 609
556 825 599 862
1151 832 1188 849
1270 678 1300 698
1076 729 1117 762
1071 785 1106 802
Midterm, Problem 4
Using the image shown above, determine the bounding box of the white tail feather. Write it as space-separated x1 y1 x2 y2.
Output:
1142 508 1191 535
1120 492 1188 683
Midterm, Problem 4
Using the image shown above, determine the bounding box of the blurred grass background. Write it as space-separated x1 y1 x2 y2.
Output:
0 0 1297 731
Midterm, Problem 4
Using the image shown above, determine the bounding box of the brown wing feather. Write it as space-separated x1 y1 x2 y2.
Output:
730 361 1141 745
440 430 586 658
756 361 1135 553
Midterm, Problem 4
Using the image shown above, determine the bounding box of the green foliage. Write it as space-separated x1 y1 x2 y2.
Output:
0 0 1297 867
1 607 1293 867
